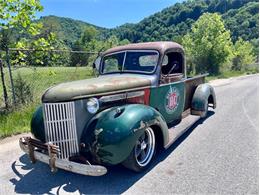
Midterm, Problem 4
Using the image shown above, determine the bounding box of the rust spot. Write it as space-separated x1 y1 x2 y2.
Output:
89 128 103 163
133 119 160 132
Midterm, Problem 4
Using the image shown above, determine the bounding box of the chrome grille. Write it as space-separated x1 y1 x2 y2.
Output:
43 102 79 159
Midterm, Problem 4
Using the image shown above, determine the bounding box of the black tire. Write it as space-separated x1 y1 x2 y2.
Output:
122 126 156 172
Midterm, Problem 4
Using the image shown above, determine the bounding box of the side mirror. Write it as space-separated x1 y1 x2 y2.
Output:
93 56 101 72
162 55 168 66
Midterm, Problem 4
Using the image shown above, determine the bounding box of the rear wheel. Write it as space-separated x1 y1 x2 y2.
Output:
122 126 156 172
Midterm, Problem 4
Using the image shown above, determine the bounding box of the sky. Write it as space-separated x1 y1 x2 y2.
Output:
38 0 183 28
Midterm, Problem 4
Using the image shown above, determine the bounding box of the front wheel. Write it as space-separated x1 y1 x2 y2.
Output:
122 126 156 172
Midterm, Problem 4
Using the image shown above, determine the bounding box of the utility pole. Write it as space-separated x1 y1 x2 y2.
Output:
6 48 16 104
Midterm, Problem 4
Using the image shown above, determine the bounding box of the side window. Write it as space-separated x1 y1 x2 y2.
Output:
161 52 183 76
162 55 168 66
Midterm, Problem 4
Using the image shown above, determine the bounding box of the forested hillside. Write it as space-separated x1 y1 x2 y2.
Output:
37 0 258 47
5 0 258 70
37 15 106 47
106 0 258 44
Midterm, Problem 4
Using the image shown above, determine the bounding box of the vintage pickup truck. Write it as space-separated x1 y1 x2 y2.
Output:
19 41 216 176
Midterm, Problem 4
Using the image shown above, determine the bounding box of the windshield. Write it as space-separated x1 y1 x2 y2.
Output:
101 50 159 74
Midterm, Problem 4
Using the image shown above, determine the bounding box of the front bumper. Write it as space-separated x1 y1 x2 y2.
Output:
19 137 107 176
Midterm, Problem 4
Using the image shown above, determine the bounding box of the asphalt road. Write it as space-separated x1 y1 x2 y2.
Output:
0 74 258 195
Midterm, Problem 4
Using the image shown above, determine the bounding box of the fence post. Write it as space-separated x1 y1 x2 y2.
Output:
0 58 9 109
6 48 16 104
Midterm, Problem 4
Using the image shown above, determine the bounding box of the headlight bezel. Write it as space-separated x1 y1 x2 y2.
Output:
86 98 99 114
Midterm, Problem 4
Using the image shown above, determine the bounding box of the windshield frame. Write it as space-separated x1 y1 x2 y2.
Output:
100 49 160 75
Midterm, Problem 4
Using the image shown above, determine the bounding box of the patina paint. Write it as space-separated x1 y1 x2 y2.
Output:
191 83 217 112
31 106 45 142
149 81 185 124
42 74 151 103
81 104 168 165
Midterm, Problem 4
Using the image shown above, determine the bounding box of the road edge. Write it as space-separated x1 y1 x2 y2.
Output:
209 73 258 87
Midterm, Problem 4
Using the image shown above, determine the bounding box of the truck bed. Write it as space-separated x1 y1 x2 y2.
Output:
184 74 208 110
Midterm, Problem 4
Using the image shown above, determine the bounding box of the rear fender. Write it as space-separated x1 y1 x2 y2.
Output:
191 83 216 116
81 104 168 165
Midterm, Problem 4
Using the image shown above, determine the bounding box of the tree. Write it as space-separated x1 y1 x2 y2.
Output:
81 26 98 45
232 37 256 71
71 26 130 67
0 0 43 37
182 13 233 75
0 0 43 106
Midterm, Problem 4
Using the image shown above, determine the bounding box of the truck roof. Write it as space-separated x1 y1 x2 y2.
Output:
102 41 184 56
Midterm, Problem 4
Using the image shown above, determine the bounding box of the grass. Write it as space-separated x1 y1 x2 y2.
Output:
0 67 258 138
0 66 94 105
0 104 36 138
0 66 94 138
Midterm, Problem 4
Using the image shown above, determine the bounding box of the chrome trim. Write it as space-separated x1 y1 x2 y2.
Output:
99 91 145 103
99 93 127 103
19 137 107 176
127 91 145 98
43 102 79 159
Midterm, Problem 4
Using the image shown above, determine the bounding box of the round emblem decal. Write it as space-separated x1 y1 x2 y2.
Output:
165 86 180 114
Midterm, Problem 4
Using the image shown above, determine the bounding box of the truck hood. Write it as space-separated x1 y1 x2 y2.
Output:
42 74 152 102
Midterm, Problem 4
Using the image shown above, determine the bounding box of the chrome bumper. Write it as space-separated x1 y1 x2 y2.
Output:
19 137 107 176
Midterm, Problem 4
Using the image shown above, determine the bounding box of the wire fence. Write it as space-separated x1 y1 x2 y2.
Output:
0 48 99 110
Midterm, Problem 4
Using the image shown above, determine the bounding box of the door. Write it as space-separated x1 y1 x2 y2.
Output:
149 51 185 124
149 81 185 124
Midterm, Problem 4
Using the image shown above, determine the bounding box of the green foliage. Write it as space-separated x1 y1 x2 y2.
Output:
182 13 233 75
0 104 36 138
81 26 98 45
232 38 256 71
70 27 130 67
0 0 43 50
0 0 43 32
0 66 94 107
37 15 106 47
5 0 258 55
223 2 259 42
12 31 71 67
0 66 94 137
105 0 258 47
13 72 33 104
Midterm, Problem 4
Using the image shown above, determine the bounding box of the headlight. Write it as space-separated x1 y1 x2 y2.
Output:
86 98 99 114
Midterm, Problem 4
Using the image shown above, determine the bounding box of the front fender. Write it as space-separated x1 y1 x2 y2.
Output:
191 83 216 115
31 105 45 142
81 104 168 165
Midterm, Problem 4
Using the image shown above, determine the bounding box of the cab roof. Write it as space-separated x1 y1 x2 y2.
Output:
102 41 184 56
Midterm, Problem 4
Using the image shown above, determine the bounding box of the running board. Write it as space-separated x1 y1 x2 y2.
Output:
164 115 200 149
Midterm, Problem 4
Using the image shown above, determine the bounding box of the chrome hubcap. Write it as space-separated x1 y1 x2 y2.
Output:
134 127 155 167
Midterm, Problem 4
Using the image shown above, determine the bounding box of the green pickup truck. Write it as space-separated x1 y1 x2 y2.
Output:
19 41 216 176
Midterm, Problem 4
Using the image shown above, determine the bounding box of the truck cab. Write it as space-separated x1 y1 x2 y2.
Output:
20 42 216 176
